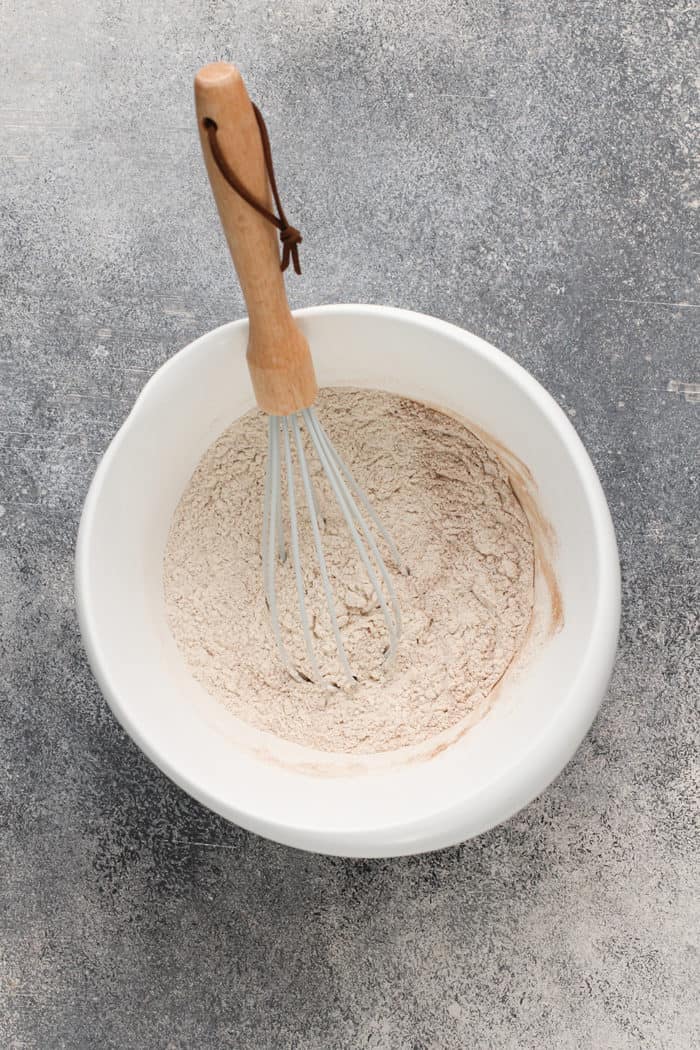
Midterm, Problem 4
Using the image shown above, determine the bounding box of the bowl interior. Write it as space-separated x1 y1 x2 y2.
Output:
76 306 619 856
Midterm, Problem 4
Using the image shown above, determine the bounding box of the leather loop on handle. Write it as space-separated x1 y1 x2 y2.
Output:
203 109 302 275
194 62 317 416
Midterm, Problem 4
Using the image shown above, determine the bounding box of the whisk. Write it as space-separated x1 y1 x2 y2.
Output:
195 62 403 688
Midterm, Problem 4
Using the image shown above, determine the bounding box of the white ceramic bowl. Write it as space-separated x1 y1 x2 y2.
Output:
76 305 620 857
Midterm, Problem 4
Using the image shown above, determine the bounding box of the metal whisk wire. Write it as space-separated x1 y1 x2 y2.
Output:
262 407 402 689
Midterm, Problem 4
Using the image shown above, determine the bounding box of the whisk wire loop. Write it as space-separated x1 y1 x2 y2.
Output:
261 407 402 688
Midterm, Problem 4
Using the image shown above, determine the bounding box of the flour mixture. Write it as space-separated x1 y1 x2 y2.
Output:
163 389 534 753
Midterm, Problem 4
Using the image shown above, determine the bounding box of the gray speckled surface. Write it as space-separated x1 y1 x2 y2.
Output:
1 1 698 1047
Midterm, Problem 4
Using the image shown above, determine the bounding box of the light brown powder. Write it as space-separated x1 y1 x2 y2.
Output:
163 389 534 754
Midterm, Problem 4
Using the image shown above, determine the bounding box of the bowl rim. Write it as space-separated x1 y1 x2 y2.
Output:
75 303 621 855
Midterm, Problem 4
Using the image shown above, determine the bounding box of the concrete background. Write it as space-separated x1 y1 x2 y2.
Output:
1 1 697 1047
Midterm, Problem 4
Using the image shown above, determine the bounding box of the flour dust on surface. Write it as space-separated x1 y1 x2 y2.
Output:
163 388 535 754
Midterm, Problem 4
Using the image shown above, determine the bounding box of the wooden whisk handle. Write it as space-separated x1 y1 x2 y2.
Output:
194 62 317 415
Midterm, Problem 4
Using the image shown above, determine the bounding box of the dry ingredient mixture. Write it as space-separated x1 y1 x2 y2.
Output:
163 389 534 754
